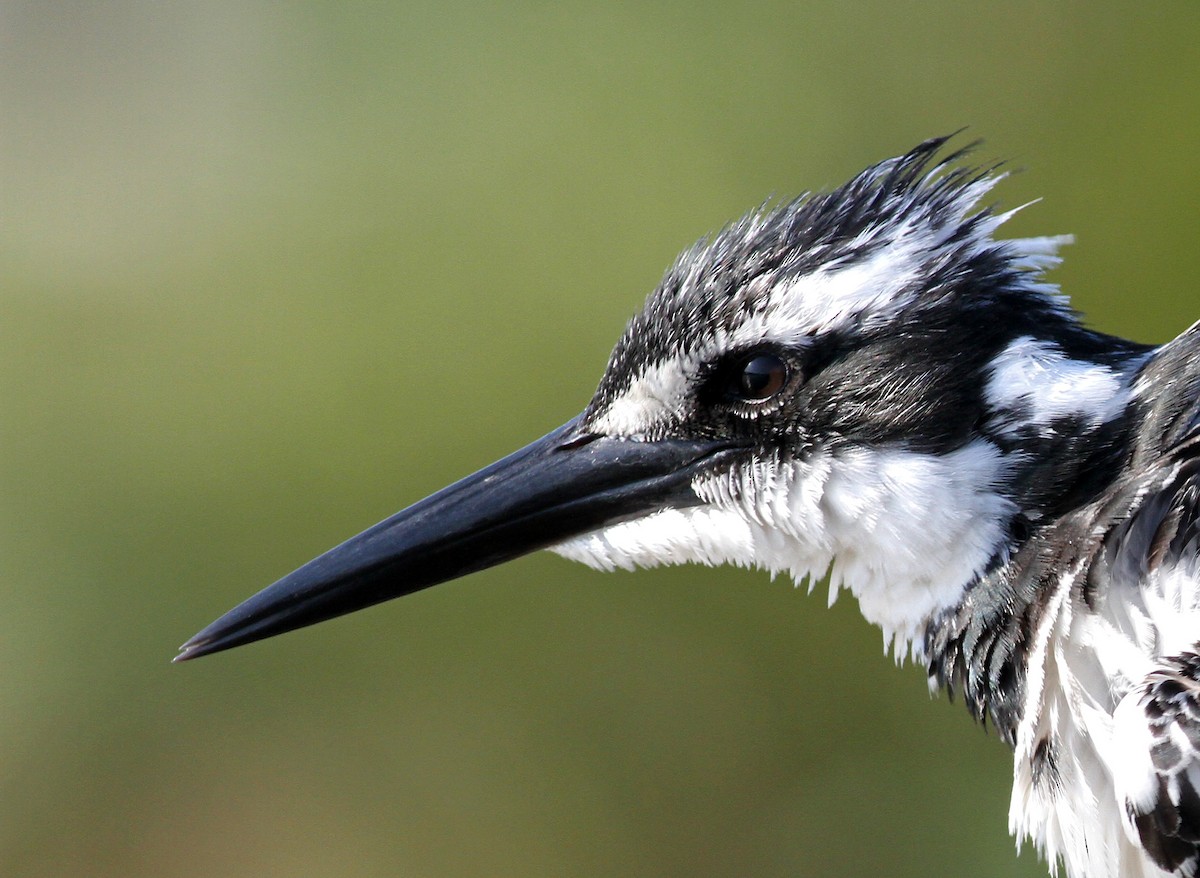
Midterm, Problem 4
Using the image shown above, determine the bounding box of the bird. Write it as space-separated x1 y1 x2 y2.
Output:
176 136 1200 878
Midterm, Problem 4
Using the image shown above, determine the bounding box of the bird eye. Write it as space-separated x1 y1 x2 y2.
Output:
735 353 788 401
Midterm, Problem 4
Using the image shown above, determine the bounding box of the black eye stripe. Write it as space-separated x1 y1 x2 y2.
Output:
695 347 798 412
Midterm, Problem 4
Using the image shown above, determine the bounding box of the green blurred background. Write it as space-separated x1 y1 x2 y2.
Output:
2 3 1198 876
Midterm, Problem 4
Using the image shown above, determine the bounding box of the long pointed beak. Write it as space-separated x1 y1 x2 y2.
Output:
176 417 739 661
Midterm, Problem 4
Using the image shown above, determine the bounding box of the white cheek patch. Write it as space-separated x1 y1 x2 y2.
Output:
986 336 1128 436
550 439 1015 654
550 506 759 572
775 441 1014 647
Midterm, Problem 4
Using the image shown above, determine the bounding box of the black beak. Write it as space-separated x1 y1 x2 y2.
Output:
176 417 739 661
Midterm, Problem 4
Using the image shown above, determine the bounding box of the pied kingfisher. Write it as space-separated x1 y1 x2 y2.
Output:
178 137 1200 878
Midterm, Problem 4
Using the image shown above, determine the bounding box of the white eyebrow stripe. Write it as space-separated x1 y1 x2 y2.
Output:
590 180 1075 441
589 356 696 437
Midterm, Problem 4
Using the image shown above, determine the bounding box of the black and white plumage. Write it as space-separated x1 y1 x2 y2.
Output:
177 137 1200 878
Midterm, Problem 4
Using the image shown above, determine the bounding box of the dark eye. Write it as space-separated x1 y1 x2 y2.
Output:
735 353 788 401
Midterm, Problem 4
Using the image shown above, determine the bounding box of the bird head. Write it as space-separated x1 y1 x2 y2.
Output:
177 136 1144 662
